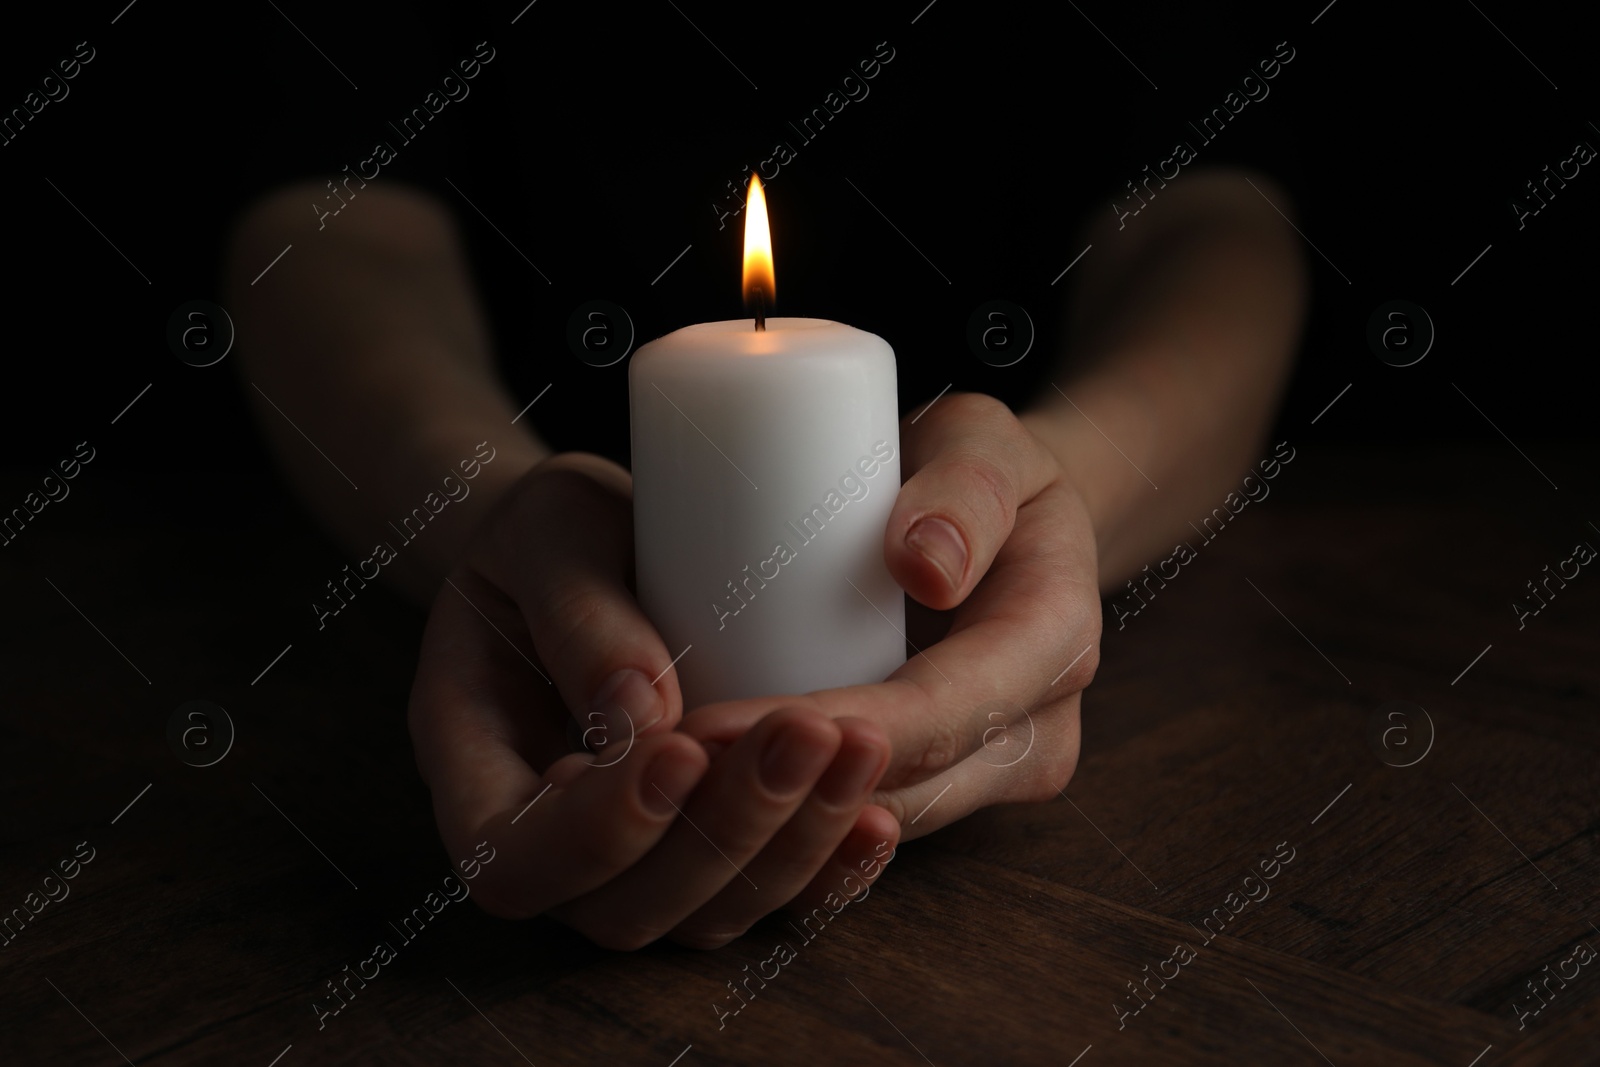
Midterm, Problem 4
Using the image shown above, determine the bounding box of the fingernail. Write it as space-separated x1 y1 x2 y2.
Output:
906 517 967 588
760 720 834 796
591 669 662 744
815 741 884 807
642 749 700 816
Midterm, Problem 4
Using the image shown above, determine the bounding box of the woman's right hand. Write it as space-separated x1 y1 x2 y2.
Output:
406 452 899 950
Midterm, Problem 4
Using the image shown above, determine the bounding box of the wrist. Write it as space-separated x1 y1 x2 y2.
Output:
381 425 544 600
1020 369 1161 556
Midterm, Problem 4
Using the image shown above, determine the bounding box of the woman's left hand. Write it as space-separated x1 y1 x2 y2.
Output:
682 392 1103 844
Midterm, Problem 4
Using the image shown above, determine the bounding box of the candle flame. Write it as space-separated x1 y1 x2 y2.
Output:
742 173 774 322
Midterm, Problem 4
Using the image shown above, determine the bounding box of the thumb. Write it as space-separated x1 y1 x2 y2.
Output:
885 393 1056 611
474 457 684 746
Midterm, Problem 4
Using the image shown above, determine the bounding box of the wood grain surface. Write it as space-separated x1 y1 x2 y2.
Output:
2 442 1596 1066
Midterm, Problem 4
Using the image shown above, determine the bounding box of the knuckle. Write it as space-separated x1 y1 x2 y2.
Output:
874 788 911 830
541 576 610 634
1023 420 1058 468
1024 710 1081 802
1016 746 1079 804
1017 774 1063 806
944 454 1016 531
910 718 964 780
1062 642 1101 692
939 390 1012 428
890 679 963 780
1050 590 1103 692
1011 775 1054 805
535 578 612 666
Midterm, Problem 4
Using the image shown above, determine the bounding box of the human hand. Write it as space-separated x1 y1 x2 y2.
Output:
406 452 900 950
681 393 1102 839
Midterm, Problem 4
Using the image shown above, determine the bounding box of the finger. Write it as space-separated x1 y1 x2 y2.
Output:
408 569 709 919
468 731 709 920
472 458 682 747
683 481 1100 789
785 804 901 915
553 707 842 951
887 392 1060 611
874 691 1082 839
409 568 570 814
667 718 890 948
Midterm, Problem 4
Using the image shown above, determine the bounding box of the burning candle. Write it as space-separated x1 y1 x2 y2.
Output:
629 175 906 707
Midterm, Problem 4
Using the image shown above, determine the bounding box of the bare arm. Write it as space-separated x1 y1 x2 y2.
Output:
1019 167 1308 590
226 183 897 947
226 169 1303 602
221 167 1311 937
224 181 548 602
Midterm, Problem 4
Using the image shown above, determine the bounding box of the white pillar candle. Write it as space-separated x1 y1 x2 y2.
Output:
629 317 905 707
630 175 906 707
624 319 902 710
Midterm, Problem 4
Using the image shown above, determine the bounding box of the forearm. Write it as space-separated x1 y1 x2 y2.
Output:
1020 168 1308 589
224 181 548 602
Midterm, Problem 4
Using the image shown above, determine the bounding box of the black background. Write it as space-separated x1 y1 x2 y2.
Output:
0 8 1595 1061
0 0 1591 514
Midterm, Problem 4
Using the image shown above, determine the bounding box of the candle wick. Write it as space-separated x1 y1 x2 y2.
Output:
754 286 766 332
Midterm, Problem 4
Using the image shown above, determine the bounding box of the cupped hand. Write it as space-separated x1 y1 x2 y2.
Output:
406 452 899 950
680 392 1102 839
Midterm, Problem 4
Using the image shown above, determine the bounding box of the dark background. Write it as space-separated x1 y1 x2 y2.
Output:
0 0 1591 549
2 6 1597 1063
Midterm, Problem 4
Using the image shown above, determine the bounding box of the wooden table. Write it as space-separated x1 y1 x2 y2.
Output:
3 442 1596 1066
